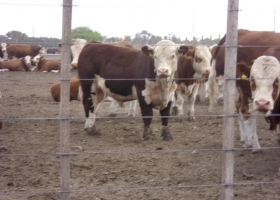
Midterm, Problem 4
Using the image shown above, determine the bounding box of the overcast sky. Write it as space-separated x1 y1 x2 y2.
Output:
0 0 279 40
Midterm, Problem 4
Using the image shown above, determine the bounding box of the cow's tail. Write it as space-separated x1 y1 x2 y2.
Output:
208 59 217 112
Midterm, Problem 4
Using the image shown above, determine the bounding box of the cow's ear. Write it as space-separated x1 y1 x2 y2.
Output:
236 62 250 79
142 45 154 57
178 45 188 56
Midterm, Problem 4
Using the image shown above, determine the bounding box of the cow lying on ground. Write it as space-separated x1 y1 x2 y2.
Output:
78 40 188 140
47 48 59 54
236 55 280 151
172 45 211 121
6 44 43 60
32 55 61 72
0 56 32 71
208 29 280 112
0 43 7 59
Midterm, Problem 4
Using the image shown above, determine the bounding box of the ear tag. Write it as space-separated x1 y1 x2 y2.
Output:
241 74 248 79
187 56 192 60
179 53 183 56
149 52 153 57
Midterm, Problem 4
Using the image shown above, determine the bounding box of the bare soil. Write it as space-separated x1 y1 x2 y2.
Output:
0 70 280 200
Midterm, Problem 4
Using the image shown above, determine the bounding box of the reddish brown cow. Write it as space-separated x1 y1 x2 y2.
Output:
6 44 43 59
32 55 61 72
208 29 280 112
51 78 80 102
0 55 32 72
78 40 188 140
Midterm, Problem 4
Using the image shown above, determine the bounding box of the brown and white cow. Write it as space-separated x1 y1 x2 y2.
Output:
208 29 280 112
78 40 188 140
32 55 61 72
235 55 280 151
0 43 7 59
6 44 43 60
172 45 211 121
0 56 32 72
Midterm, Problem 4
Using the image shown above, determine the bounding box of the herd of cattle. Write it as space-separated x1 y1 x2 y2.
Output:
1 29 280 152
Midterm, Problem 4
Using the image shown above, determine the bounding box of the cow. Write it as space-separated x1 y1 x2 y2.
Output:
0 43 7 59
51 78 80 102
47 48 59 54
32 54 61 72
172 45 211 121
235 55 280 151
0 55 32 71
78 40 188 140
6 44 43 60
208 29 280 112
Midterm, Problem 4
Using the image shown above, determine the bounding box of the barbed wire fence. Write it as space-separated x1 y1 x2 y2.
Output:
1 0 280 199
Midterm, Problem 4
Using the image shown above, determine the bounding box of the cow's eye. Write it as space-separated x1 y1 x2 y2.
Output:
250 77 256 91
171 55 175 59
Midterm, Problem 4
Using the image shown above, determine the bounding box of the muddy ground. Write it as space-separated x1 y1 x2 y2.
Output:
0 69 280 200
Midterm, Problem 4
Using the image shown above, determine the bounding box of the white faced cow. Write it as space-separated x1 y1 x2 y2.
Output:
78 40 188 140
172 45 211 121
236 56 280 151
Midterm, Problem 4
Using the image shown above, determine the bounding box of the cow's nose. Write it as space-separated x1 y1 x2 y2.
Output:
255 100 270 111
157 69 168 76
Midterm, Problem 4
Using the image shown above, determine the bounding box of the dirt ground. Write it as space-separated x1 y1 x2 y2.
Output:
0 69 280 200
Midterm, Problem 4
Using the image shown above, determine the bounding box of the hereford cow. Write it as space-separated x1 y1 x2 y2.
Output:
6 44 43 60
0 43 7 59
78 40 188 140
32 55 61 72
208 29 280 112
51 78 80 102
172 45 211 121
235 55 280 150
0 56 32 71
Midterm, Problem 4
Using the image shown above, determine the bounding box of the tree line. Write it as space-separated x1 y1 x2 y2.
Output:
0 27 221 48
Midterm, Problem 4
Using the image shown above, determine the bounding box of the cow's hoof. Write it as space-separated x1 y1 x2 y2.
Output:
187 111 195 121
195 95 201 103
217 98 224 105
252 148 262 153
161 126 173 141
171 106 178 116
86 126 101 136
107 113 117 117
143 127 153 140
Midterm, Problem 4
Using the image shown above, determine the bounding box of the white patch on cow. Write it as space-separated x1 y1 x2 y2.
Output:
0 69 9 72
94 75 137 102
23 55 32 70
1 43 7 52
51 70 59 73
142 78 177 110
70 38 87 68
208 58 217 112
193 45 211 78
32 54 42 66
251 56 280 114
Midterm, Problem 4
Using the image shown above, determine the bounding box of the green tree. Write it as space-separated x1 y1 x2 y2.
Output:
71 26 103 41
6 30 28 43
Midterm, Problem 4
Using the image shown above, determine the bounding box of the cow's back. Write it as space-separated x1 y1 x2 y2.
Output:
7 44 42 58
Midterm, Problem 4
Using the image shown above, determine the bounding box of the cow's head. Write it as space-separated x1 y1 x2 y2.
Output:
23 55 32 71
0 43 7 53
250 56 280 114
191 45 212 78
39 46 46 54
32 54 43 66
142 40 188 79
70 38 87 69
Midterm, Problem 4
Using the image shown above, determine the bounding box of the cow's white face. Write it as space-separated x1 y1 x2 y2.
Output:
192 45 211 78
250 56 280 114
70 38 87 68
24 55 32 69
32 54 42 65
1 43 7 52
148 40 184 78
39 47 46 54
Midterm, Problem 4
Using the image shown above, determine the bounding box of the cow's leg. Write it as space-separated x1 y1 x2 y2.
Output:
171 90 184 122
138 95 154 140
108 98 119 117
243 115 261 151
128 100 137 117
160 101 173 141
187 82 199 121
208 59 217 112
238 115 246 142
217 75 224 105
204 80 210 103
